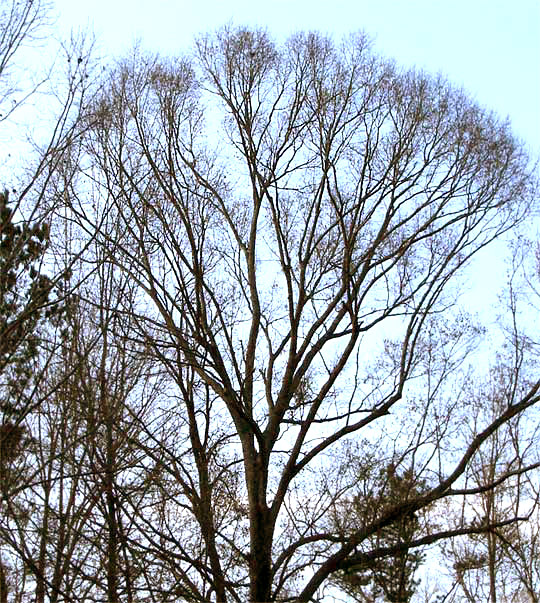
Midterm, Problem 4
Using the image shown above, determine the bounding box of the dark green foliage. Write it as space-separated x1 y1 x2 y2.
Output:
0 190 54 415
335 465 426 603
0 190 62 485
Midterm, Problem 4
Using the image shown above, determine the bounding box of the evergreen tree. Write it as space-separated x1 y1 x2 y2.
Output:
0 189 58 482
333 465 426 603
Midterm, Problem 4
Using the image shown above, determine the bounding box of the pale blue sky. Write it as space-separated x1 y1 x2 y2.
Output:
54 0 540 154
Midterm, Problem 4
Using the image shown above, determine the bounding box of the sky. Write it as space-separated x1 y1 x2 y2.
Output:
52 0 540 155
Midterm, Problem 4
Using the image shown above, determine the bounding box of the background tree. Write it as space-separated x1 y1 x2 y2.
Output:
441 370 536 603
0 0 52 123
439 240 540 603
0 188 57 602
0 1 92 600
330 462 426 602
0 189 55 424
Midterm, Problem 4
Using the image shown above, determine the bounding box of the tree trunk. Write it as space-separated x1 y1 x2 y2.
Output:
106 419 119 603
247 452 272 603
0 559 8 603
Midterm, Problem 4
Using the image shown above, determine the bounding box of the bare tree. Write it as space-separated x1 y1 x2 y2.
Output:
0 2 94 600
441 369 539 603
0 0 53 123
62 27 540 602
439 239 540 603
